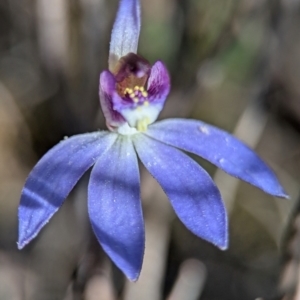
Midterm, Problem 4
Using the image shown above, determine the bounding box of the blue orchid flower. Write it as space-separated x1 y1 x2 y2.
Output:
18 0 287 281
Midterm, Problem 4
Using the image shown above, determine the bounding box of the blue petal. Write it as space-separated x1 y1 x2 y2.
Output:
88 136 144 281
18 132 117 249
133 134 228 250
109 0 140 69
146 119 288 198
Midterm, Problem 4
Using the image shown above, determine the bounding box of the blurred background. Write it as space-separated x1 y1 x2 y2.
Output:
0 0 300 299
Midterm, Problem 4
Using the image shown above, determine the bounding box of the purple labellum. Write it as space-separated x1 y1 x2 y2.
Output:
99 53 170 133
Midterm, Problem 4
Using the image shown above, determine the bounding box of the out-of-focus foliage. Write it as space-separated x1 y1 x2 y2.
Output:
0 0 300 299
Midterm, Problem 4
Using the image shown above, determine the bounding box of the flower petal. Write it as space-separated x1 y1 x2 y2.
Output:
146 119 287 198
133 134 228 250
88 136 144 281
147 61 171 106
99 70 126 130
18 132 117 249
109 0 141 70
